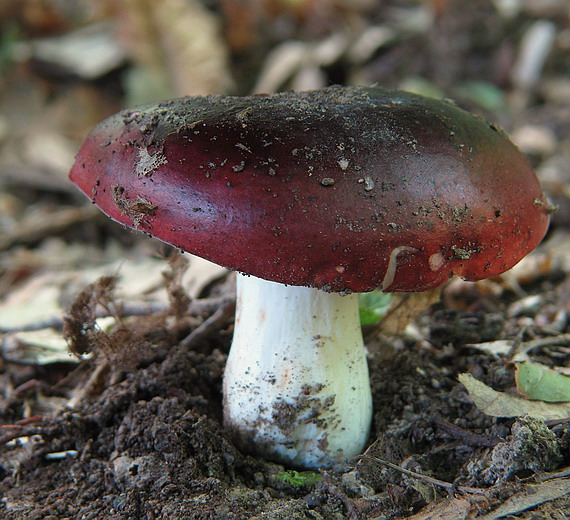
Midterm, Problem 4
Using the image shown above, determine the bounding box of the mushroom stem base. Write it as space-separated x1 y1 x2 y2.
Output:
223 274 372 469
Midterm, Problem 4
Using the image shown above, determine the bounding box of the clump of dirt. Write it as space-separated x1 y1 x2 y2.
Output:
465 416 562 486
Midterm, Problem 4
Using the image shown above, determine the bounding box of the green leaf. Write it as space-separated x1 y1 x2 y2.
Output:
0 24 21 70
455 81 507 113
399 76 447 100
515 362 570 402
359 290 392 325
274 470 322 487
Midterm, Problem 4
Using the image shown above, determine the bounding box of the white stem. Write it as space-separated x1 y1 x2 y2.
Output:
223 273 372 469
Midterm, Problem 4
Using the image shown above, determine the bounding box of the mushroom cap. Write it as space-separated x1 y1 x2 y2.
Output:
70 86 550 293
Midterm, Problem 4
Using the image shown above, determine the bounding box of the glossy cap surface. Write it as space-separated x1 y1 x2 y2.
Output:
70 87 550 292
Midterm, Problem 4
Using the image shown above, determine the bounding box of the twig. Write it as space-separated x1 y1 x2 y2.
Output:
432 418 501 448
517 333 570 354
535 466 570 482
179 298 235 349
0 206 100 250
545 417 570 427
67 361 110 409
0 428 44 445
12 379 41 396
0 296 234 334
0 416 44 429
357 455 487 495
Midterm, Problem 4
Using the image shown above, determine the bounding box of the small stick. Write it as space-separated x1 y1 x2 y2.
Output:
535 467 570 482
0 428 43 445
0 296 235 334
357 455 487 495
432 418 501 448
66 361 109 409
518 333 570 354
179 299 235 349
0 416 44 429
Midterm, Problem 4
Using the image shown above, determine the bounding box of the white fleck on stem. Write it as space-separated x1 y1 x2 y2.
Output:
223 273 372 469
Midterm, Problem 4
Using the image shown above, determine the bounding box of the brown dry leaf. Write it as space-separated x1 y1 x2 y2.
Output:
499 249 558 287
219 0 259 52
253 33 348 94
115 0 233 99
0 69 118 190
252 41 308 94
0 273 65 328
405 478 570 519
25 22 127 80
181 254 228 299
542 230 570 273
379 288 442 335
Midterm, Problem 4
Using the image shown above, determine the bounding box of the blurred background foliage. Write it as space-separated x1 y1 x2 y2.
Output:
0 0 569 300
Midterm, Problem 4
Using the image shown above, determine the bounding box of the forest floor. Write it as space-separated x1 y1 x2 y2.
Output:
0 1 569 519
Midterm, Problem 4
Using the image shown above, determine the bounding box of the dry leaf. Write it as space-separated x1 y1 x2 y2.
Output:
464 340 513 357
0 275 63 329
406 496 483 520
252 41 307 94
379 288 442 335
3 329 82 365
116 0 233 98
182 254 228 299
25 22 127 79
253 33 348 94
459 373 570 421
0 206 99 251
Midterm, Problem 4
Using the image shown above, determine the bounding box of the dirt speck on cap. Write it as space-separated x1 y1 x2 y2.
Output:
111 185 158 227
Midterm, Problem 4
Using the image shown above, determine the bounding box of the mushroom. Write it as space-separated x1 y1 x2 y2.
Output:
69 86 550 469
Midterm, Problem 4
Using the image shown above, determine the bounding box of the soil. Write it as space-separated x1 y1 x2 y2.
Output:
1 264 569 519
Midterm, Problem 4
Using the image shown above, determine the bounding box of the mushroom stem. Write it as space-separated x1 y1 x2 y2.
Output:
223 273 372 469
